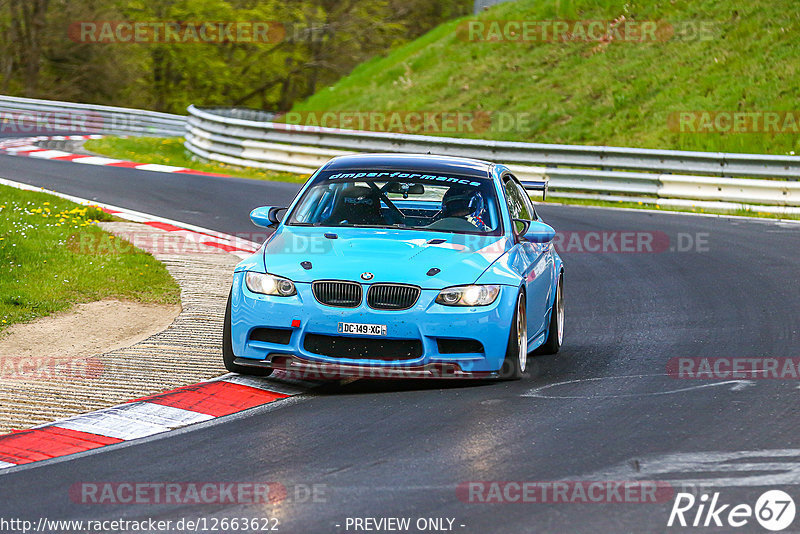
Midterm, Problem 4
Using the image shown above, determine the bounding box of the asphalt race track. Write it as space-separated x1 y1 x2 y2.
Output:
2 150 800 532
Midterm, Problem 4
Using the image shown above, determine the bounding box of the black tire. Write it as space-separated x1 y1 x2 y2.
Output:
500 291 527 380
538 273 564 355
223 290 273 376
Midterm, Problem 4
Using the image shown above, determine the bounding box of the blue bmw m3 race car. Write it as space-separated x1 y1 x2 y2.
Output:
223 154 564 380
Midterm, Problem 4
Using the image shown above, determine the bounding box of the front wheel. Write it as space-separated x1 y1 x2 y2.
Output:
223 290 273 376
539 273 564 355
500 291 527 380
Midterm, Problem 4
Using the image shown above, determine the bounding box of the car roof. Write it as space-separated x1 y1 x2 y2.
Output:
322 153 496 179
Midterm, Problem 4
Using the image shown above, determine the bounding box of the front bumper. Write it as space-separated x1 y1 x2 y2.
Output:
230 272 518 377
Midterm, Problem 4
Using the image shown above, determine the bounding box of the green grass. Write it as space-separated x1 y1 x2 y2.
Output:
291 0 800 155
83 137 309 183
0 185 181 331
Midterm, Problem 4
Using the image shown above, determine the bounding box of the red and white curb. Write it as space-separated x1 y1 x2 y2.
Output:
0 135 226 177
0 177 308 470
0 176 259 259
0 373 320 470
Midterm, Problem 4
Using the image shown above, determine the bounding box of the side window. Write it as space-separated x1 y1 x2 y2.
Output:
512 177 537 220
503 176 533 233
518 183 537 220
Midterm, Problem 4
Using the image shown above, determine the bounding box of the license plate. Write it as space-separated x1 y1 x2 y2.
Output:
337 322 387 336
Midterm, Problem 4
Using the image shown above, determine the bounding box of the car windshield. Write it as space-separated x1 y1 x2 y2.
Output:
287 170 502 235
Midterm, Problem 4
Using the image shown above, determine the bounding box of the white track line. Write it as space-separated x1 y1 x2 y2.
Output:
66 156 123 165
0 135 217 176
26 150 73 159
134 163 186 173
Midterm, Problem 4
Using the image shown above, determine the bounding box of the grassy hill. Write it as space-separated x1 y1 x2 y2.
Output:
291 0 800 155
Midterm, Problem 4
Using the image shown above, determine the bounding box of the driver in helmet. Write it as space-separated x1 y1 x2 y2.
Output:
439 186 489 232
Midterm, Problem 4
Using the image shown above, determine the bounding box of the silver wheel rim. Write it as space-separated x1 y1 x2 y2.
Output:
556 278 564 345
517 295 527 372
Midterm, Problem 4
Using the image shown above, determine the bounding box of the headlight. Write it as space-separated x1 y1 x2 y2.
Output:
435 285 500 306
245 272 296 296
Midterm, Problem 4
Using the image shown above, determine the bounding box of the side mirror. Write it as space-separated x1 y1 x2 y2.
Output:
514 219 555 243
250 206 286 228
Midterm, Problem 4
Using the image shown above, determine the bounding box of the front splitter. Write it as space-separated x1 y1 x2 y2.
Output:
234 356 498 380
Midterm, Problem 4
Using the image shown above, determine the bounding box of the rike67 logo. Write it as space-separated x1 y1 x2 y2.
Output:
668 490 796 531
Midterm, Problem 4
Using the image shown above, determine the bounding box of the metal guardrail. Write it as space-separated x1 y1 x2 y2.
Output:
185 105 800 212
3 96 796 213
0 95 186 137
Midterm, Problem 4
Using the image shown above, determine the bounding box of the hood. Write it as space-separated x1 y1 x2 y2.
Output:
263 226 510 288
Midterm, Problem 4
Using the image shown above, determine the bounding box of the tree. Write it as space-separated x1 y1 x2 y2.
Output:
0 0 471 112
4 0 50 97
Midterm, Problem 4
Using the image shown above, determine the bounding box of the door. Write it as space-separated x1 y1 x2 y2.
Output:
502 175 552 340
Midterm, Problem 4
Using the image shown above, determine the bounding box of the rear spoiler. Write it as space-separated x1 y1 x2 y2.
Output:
523 179 549 201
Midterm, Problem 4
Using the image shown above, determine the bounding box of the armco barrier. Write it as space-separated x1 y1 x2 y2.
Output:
2 96 798 214
185 106 800 213
0 95 185 137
